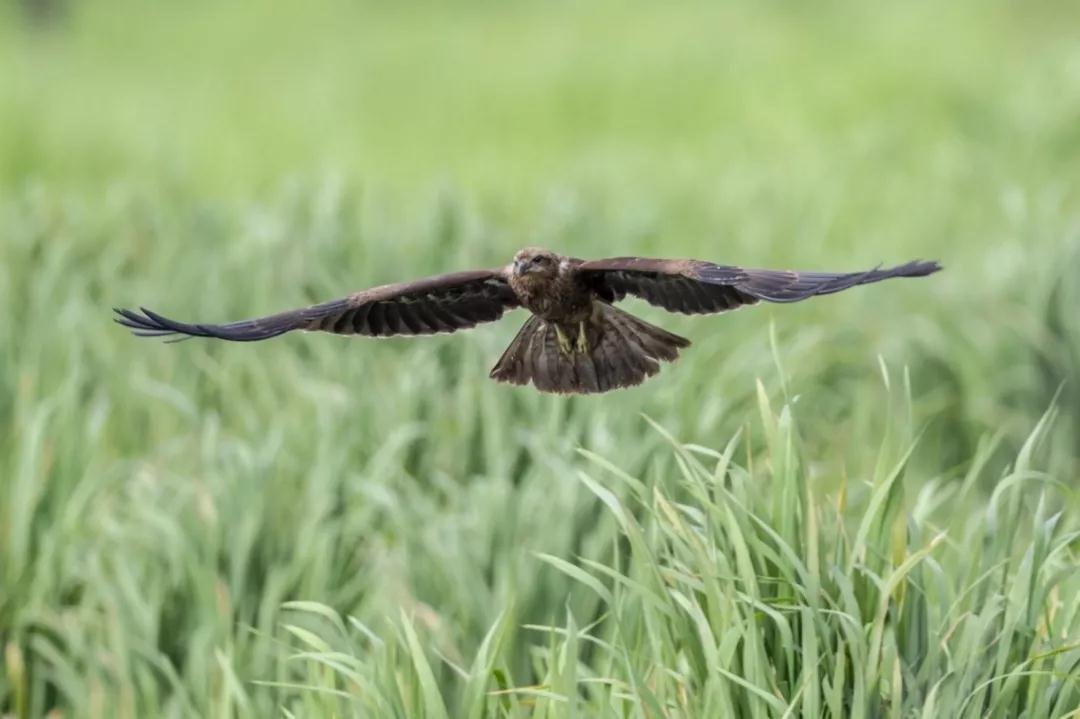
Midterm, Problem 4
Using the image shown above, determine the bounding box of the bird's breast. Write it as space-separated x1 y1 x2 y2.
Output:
510 270 592 320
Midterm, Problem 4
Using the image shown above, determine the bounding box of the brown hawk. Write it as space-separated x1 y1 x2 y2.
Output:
116 248 941 394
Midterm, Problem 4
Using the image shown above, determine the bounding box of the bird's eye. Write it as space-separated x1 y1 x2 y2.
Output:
531 256 544 266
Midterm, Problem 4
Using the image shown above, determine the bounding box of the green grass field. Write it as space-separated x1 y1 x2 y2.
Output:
2 0 1079 716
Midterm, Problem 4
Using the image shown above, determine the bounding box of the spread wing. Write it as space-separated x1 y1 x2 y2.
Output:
577 257 941 315
115 269 519 341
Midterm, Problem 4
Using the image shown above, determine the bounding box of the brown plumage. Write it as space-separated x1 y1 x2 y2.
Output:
116 247 941 394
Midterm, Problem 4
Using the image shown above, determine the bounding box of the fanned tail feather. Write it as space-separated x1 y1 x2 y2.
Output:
489 303 689 394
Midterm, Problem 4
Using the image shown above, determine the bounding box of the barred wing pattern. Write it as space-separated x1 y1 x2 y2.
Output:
578 257 941 315
115 269 518 341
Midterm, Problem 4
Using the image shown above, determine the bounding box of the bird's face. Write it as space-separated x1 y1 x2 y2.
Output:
512 247 560 281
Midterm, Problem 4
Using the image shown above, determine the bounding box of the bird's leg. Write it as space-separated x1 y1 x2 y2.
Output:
555 324 573 355
575 320 589 353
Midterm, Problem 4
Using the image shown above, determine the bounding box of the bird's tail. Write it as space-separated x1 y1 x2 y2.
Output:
489 303 690 394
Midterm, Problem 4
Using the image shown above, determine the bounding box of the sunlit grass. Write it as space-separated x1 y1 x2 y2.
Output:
265 384 1080 717
1 179 1077 718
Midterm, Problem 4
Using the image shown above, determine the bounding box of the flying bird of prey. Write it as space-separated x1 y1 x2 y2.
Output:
116 248 940 394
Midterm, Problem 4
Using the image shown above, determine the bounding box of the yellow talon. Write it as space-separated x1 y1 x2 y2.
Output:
576 321 589 353
555 325 573 355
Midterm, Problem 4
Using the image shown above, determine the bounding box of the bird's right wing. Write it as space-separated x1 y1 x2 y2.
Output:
576 257 942 315
115 269 519 341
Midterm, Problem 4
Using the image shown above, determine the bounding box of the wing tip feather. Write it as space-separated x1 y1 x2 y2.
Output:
902 259 943 276
113 306 227 340
114 307 178 338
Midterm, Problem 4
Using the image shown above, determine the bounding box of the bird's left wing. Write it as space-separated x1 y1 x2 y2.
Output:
115 268 518 341
576 257 941 315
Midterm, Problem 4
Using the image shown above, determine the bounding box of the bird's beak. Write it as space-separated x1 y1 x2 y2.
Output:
513 259 528 275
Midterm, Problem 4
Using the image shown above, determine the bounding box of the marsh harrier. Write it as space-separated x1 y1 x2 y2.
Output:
116 249 940 394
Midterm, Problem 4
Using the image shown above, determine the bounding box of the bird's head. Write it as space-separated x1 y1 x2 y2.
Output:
512 247 561 280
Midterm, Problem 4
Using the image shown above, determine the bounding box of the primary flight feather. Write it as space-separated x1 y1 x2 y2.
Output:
116 248 941 394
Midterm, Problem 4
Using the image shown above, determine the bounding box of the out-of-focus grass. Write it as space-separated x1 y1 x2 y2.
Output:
1 0 1078 716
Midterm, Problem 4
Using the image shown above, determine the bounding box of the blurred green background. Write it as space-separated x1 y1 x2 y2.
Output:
1 0 1078 717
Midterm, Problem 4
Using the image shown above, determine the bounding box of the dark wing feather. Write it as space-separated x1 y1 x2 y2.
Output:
115 269 519 341
578 257 941 315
